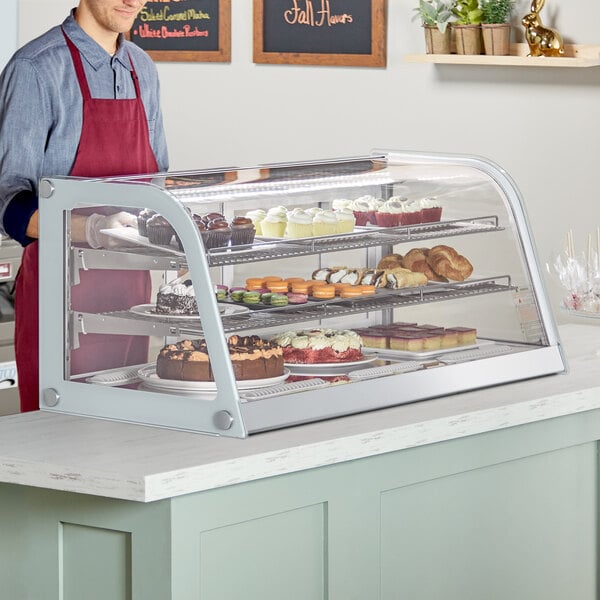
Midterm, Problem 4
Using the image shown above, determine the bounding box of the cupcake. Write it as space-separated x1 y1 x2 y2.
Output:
420 197 443 223
334 208 356 234
375 200 400 227
331 198 352 211
146 214 175 245
137 208 156 237
351 196 373 226
230 217 256 246
285 208 313 238
246 209 266 235
204 219 231 249
312 210 339 237
261 206 287 238
403 200 423 225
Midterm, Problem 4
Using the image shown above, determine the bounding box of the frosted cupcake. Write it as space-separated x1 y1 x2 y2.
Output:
261 206 287 238
375 198 404 227
420 197 443 222
246 209 266 235
285 208 313 238
331 198 352 211
334 208 356 233
403 199 423 225
351 195 375 226
312 210 339 237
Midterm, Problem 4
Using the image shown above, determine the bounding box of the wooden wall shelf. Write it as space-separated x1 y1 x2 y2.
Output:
404 43 600 67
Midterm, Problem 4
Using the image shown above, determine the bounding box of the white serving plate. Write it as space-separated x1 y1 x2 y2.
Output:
137 366 290 392
129 303 249 319
284 355 378 374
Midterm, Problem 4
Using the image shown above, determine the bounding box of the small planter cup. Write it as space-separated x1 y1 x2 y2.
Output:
481 23 511 55
423 24 452 54
453 24 482 55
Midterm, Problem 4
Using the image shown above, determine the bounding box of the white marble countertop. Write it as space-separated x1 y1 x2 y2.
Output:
0 323 598 503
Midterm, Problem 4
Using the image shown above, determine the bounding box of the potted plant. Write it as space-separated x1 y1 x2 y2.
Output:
452 0 483 55
412 0 455 55
480 0 514 55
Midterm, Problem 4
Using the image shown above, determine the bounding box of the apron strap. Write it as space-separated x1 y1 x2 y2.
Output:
61 28 140 101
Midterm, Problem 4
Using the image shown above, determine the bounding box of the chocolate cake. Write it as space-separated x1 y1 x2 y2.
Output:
156 335 284 381
155 280 198 315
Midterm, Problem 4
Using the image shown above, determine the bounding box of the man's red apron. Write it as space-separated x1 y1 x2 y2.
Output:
15 30 159 412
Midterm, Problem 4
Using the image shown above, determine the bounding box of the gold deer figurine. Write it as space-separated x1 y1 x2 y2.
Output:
522 0 565 57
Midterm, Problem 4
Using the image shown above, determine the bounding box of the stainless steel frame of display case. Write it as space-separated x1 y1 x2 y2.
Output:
37 151 567 438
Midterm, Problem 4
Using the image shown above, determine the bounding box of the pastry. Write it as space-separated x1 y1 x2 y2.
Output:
312 210 339 236
242 291 261 305
245 209 266 235
155 279 197 315
137 208 156 237
285 208 313 238
445 326 477 345
230 216 256 246
267 281 289 293
427 245 473 281
204 219 231 249
334 208 356 233
401 248 447 282
377 254 403 270
420 197 443 223
271 328 363 364
269 293 289 307
261 206 287 237
383 268 428 289
287 292 308 304
312 285 335 299
146 214 175 245
156 336 283 381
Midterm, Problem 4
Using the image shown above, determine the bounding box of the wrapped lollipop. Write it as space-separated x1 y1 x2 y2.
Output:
547 228 600 314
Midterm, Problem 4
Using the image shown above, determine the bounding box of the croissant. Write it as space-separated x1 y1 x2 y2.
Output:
377 253 403 270
427 245 473 281
402 248 447 282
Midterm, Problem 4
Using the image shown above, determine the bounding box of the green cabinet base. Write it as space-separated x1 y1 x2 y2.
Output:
1 409 598 599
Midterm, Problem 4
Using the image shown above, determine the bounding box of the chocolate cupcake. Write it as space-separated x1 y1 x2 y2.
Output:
175 214 207 251
146 214 175 246
137 208 156 237
204 219 231 249
230 216 256 246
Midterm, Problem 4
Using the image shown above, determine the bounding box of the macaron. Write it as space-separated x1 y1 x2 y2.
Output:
230 290 245 302
267 282 289 293
340 287 363 298
358 284 376 295
287 292 308 304
269 293 289 306
312 285 335 299
242 291 261 304
246 277 265 290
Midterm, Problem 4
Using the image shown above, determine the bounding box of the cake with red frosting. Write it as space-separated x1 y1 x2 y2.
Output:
271 328 363 364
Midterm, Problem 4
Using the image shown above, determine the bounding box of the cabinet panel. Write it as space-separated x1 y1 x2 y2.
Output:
380 444 596 600
198 504 326 600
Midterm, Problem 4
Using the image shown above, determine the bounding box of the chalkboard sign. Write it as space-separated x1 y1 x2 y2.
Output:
253 0 386 67
129 0 231 62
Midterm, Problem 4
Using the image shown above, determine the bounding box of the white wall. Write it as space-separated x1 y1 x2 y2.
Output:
16 0 600 320
0 0 17 69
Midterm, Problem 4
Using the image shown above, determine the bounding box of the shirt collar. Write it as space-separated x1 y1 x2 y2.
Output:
62 11 132 71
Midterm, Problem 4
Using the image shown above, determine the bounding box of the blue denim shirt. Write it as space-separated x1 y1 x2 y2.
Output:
0 12 169 245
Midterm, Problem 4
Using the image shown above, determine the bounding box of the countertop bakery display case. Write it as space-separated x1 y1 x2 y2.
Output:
37 150 566 437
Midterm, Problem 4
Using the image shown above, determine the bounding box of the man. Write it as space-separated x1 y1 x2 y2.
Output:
0 0 169 412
